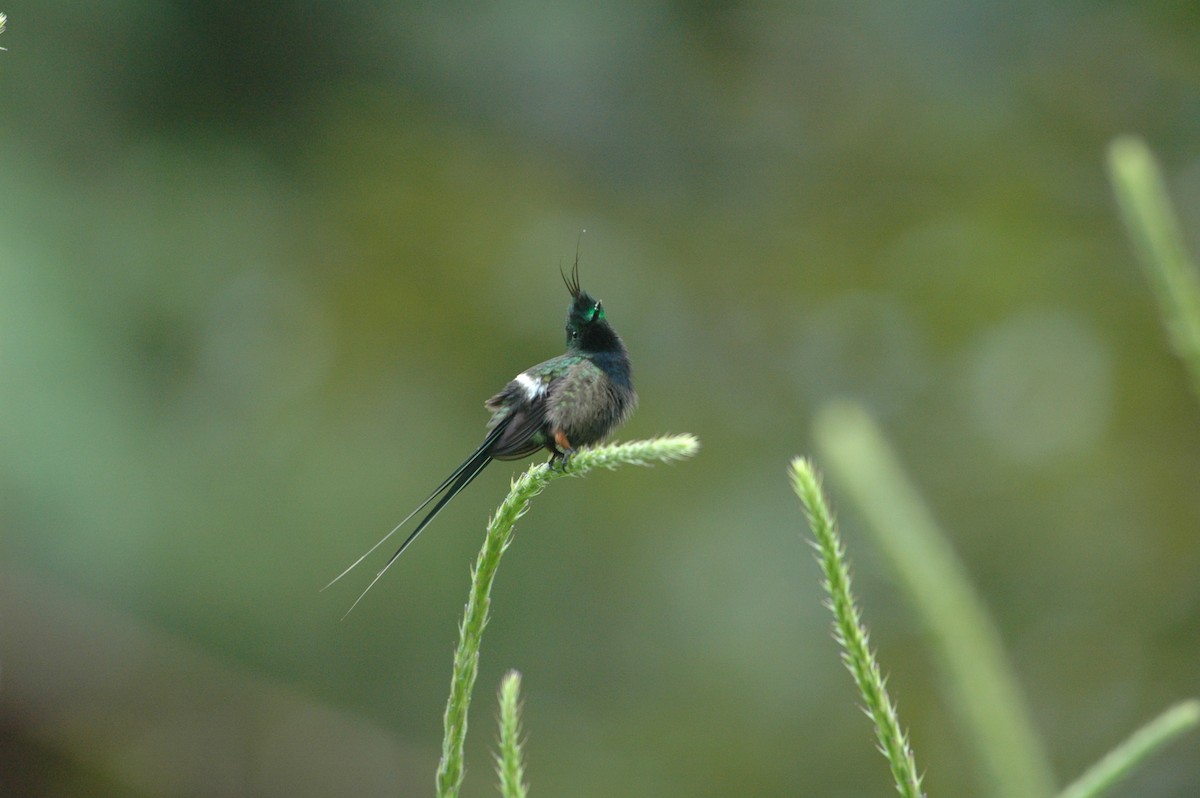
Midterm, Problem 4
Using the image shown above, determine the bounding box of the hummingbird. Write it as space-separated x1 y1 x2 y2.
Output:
327 257 636 612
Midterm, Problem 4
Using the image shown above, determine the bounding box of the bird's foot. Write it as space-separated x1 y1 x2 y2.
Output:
550 430 575 471
549 449 576 472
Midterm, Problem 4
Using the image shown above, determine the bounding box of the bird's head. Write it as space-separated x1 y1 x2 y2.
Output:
562 256 621 354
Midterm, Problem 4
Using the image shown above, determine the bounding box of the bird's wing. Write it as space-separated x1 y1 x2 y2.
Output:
483 357 575 459
488 401 549 459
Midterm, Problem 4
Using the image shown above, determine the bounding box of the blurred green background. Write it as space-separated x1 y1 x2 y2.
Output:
2 3 1199 796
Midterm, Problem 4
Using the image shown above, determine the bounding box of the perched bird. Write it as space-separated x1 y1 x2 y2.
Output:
328 258 636 612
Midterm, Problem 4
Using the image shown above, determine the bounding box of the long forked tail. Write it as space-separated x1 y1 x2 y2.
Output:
325 422 506 616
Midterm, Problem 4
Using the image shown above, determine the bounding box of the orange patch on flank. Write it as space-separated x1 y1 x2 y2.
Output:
554 429 573 452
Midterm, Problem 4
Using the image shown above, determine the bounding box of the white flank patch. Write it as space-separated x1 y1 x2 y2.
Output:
514 371 544 400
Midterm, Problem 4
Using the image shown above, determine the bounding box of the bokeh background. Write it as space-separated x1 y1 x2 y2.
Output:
3 3 1199 796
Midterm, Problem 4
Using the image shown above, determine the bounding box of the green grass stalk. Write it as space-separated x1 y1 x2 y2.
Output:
435 434 699 798
494 670 530 798
790 457 925 798
814 402 1055 798
1057 700 1200 798
1108 136 1200 401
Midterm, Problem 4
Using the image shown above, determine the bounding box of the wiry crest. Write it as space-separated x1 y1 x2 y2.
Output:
560 250 582 300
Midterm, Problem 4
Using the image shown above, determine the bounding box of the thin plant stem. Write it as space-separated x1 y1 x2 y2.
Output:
814 402 1056 798
495 670 530 798
435 435 699 798
1057 700 1200 798
1108 135 1200 402
790 457 925 798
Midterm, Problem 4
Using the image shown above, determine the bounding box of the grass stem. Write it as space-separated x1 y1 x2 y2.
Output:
435 435 699 798
791 457 925 798
1057 700 1200 798
494 670 530 798
814 402 1056 798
